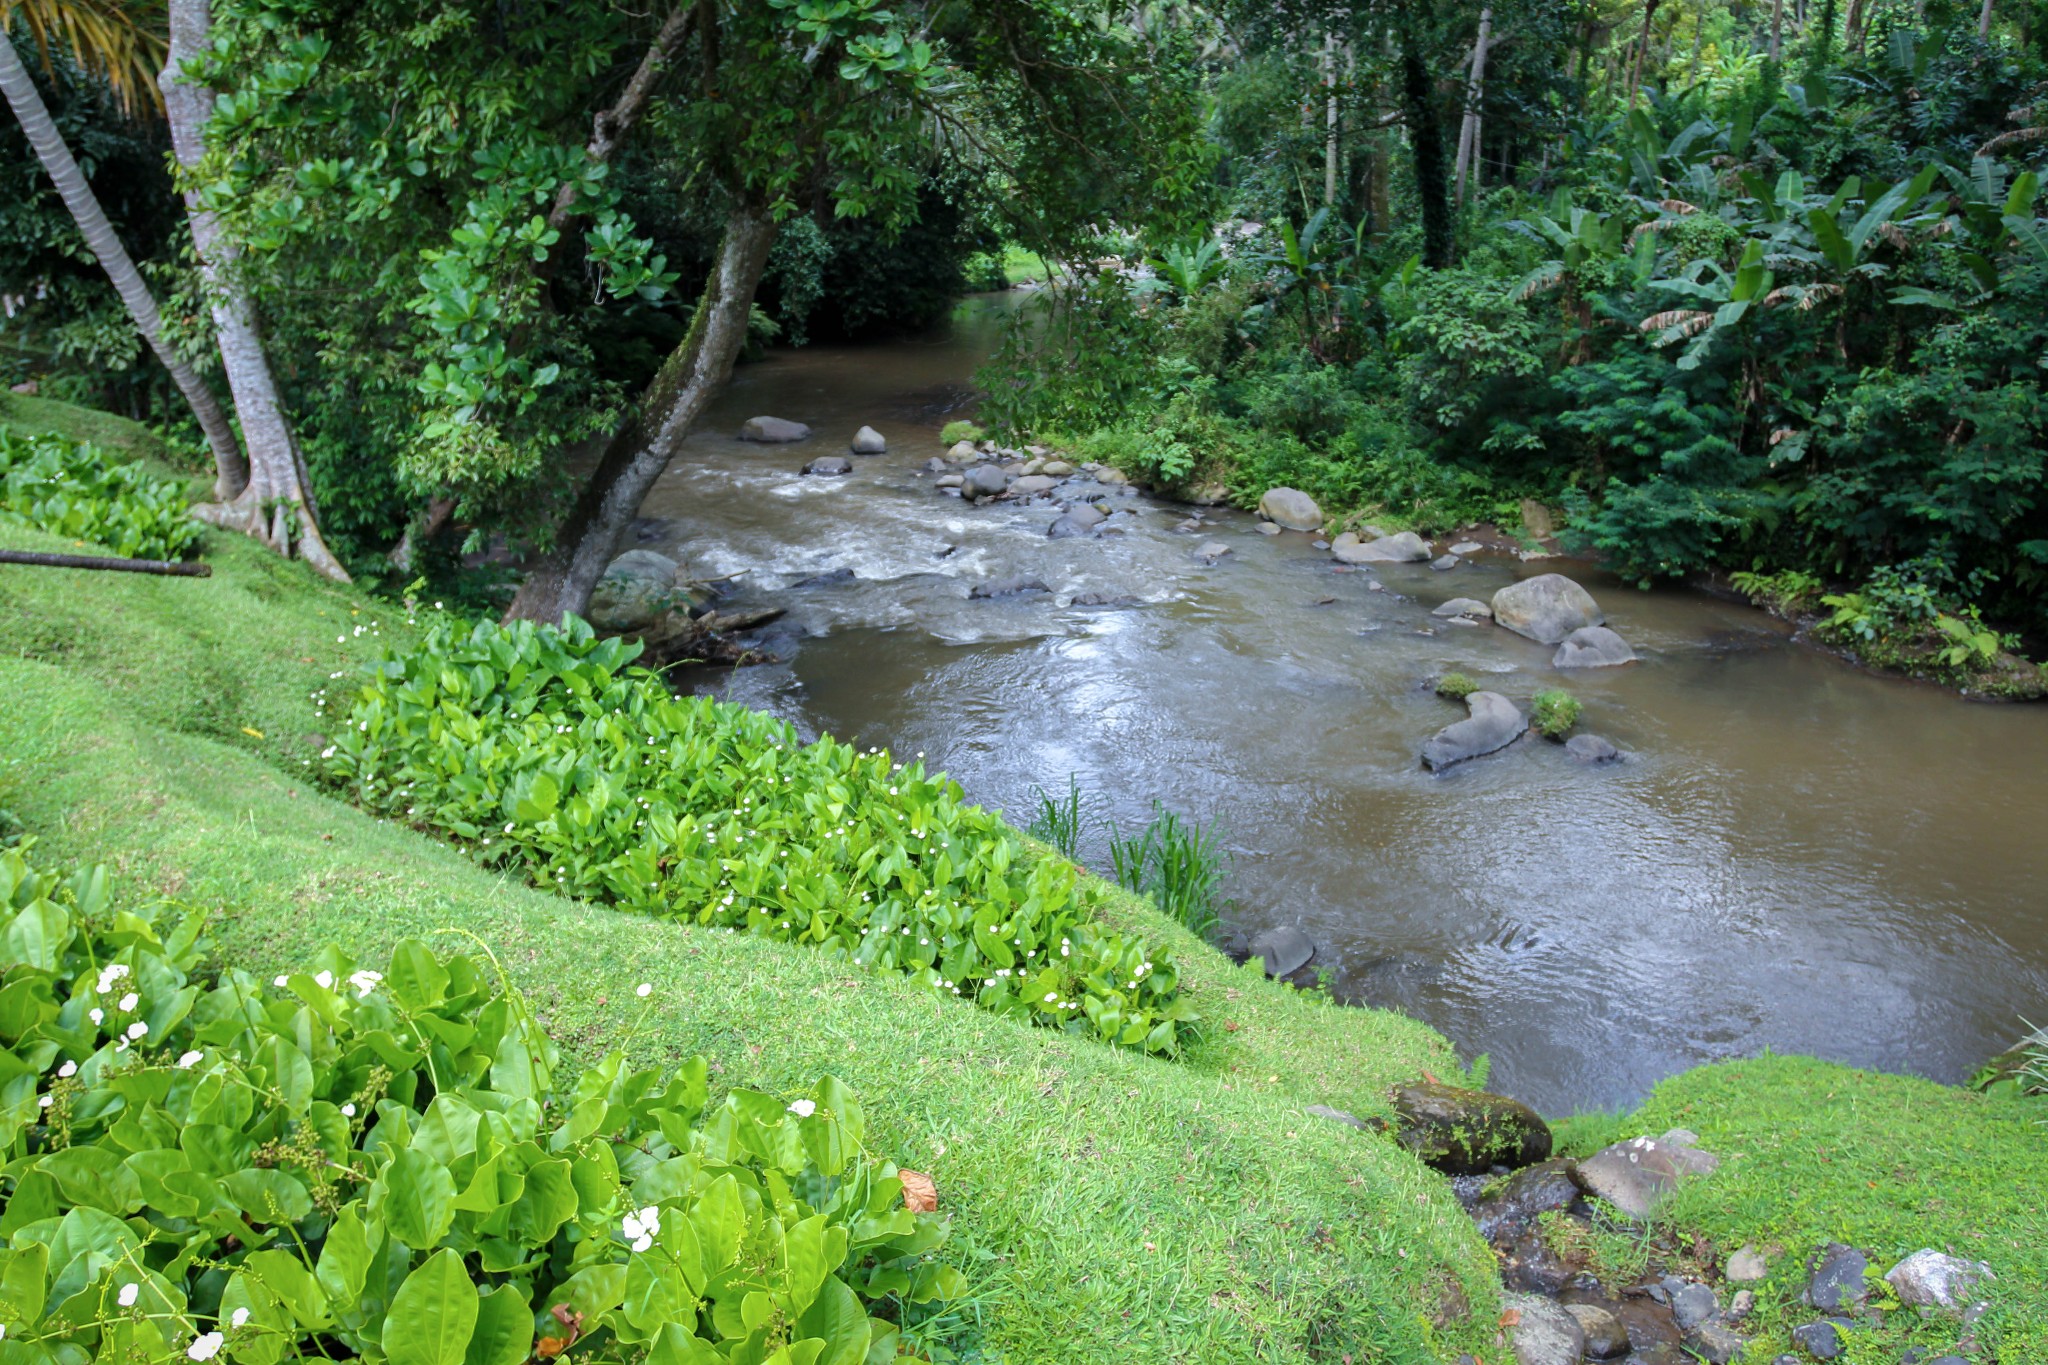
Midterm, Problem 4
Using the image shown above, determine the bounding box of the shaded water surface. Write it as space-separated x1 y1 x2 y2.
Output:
634 296 2048 1114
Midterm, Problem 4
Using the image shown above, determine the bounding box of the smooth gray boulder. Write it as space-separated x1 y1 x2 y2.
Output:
850 424 886 454
1553 625 1636 668
1431 554 1461 570
739 416 811 443
1502 1293 1585 1365
1562 1304 1628 1360
1574 1135 1720 1219
1258 486 1322 531
1432 597 1493 619
945 439 978 461
1333 530 1431 564
1042 459 1074 476
935 474 964 489
1566 734 1620 763
1046 514 1095 539
964 465 1010 497
1193 541 1231 562
1011 474 1057 496
803 454 852 475
1492 573 1604 644
1094 467 1129 485
1421 691 1525 770
587 550 688 633
1248 926 1313 977
1884 1250 1993 1312
1391 1080 1552 1174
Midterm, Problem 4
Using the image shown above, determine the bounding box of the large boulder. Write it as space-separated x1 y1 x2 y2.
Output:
587 550 690 633
1011 474 1057 496
1389 1080 1552 1174
850 424 886 454
739 416 812 443
1492 573 1605 644
1502 1293 1585 1365
964 465 1010 497
1553 625 1635 668
1884 1250 1994 1312
1421 691 1526 770
1574 1134 1720 1219
1333 530 1431 564
1258 487 1323 532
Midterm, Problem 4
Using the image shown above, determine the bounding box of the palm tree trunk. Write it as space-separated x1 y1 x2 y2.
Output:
160 0 348 581
0 29 247 498
506 197 777 623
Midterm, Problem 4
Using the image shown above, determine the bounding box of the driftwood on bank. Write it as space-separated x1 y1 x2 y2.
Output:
0 549 212 577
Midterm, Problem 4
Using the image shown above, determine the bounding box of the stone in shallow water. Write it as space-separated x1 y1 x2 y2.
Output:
1566 734 1620 763
1492 572 1605 644
1563 1304 1629 1360
802 455 851 475
1193 540 1232 562
1434 597 1493 618
1422 691 1525 770
1472 1159 1580 1244
1247 925 1313 977
850 424 886 454
1334 530 1431 563
1258 486 1322 531
1554 625 1636 668
739 415 811 443
968 575 1048 599
965 465 1009 497
1432 554 1461 570
1502 1292 1584 1365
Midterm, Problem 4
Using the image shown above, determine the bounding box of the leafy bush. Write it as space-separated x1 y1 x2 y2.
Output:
1730 569 1824 616
320 617 1193 1054
0 840 962 1365
1434 672 1479 700
1530 689 1582 739
0 427 200 561
937 420 985 446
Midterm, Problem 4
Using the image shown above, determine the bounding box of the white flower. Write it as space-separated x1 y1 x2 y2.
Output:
635 983 652 998
117 992 139 1012
313 970 334 990
126 1021 148 1040
229 1309 250 1330
88 1008 104 1025
189 1332 224 1361
1043 992 1058 1003
96 963 129 992
348 970 382 999
274 975 289 988
786 1098 817 1118
621 1206 662 1252
58 1060 78 1078
118 1284 139 1308
38 1095 52 1109
341 1103 357 1118
176 1051 203 1070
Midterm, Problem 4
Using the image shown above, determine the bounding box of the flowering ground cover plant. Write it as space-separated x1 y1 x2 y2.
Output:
319 617 1193 1054
0 429 200 562
0 842 961 1365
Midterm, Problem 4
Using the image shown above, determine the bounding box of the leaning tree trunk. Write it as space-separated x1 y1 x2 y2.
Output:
161 0 349 581
505 198 777 623
1454 7 1494 207
1397 12 1455 268
0 30 247 498
1979 0 1994 37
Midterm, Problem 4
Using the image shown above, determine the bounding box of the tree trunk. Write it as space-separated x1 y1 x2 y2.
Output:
160 0 349 581
506 198 777 623
1770 0 1786 61
1323 33 1339 208
1454 7 1494 207
546 5 696 241
1629 0 1662 102
1397 13 1454 268
1979 0 1994 37
0 30 247 498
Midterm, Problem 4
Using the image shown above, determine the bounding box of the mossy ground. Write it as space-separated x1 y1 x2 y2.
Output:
3 395 2043 1363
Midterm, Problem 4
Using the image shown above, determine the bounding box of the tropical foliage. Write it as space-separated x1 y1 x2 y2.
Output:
0 840 962 1365
318 616 1194 1054
0 426 198 559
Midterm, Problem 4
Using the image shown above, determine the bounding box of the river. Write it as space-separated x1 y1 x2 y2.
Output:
632 293 2048 1115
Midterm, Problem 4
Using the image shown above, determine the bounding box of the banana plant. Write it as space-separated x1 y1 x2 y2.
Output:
1146 237 1226 301
1508 194 1629 300
1640 238 1780 369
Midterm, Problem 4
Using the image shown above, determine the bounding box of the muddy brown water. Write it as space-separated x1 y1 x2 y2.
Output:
633 294 2048 1115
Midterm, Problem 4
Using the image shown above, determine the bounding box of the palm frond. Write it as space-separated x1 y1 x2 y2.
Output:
1640 309 1712 341
1 0 166 116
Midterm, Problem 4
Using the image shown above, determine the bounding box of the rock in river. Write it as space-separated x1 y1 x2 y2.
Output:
1502 1293 1585 1365
1011 474 1057 496
969 576 1049 600
1431 554 1461 570
964 465 1010 497
1553 625 1636 668
850 424 886 454
1390 1079 1552 1174
588 550 692 633
1492 573 1604 644
1248 925 1313 977
1422 691 1526 770
1433 597 1493 619
1472 1159 1580 1245
739 415 812 443
1574 1135 1719 1219
1566 734 1620 763
1333 530 1432 564
803 454 852 476
1193 541 1232 563
1258 486 1322 531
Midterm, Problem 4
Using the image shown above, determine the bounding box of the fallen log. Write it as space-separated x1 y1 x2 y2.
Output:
0 549 211 577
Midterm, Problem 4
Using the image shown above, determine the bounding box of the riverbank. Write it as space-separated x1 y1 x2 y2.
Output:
3 395 2045 1361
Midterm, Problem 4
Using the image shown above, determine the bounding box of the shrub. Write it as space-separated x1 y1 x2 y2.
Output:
320 616 1194 1054
1435 672 1479 700
938 420 985 446
1730 568 1824 616
1530 689 1582 739
0 840 961 1365
0 427 200 560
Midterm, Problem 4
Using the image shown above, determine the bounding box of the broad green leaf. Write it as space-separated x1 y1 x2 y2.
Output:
794 1276 869 1365
374 1147 458 1250
382 1250 477 1365
461 1285 531 1365
315 1207 375 1304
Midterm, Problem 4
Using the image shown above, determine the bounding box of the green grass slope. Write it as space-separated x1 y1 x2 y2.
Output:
0 390 172 466
0 518 1498 1364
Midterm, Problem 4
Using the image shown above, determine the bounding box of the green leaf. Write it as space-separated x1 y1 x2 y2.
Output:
222 1168 314 1226
794 1276 869 1365
462 1285 531 1365
383 1249 479 1365
316 1206 375 1304
374 1146 458 1250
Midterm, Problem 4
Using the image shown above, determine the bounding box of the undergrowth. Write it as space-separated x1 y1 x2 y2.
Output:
0 428 199 561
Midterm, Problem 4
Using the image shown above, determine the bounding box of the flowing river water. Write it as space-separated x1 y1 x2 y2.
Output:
633 293 2048 1115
